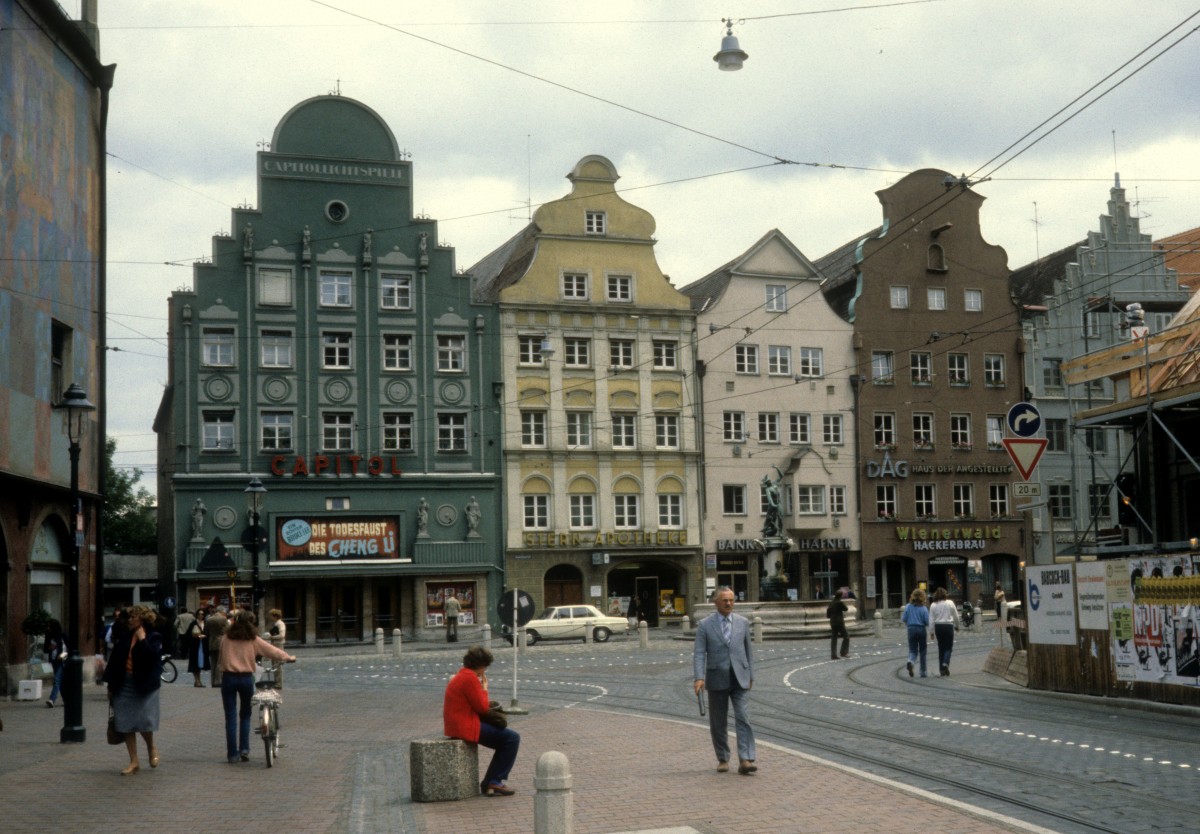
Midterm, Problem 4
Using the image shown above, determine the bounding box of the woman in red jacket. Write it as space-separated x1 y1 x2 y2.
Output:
443 646 520 796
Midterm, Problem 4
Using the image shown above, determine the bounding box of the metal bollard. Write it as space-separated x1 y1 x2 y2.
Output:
482 623 491 645
534 751 573 834
874 610 883 639
375 627 384 654
584 619 593 644
638 619 649 649
681 614 691 634
753 616 763 644
392 628 402 658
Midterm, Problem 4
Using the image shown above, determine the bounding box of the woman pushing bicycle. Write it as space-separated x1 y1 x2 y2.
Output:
218 611 295 764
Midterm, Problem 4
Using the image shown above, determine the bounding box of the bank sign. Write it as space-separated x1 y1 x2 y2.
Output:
275 516 404 561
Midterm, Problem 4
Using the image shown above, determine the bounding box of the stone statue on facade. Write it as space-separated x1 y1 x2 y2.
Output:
465 496 481 538
190 498 207 541
416 497 430 538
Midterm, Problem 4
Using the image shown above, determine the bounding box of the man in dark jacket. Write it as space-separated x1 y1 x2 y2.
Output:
827 591 850 660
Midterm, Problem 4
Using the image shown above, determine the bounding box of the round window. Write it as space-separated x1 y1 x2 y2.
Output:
326 200 349 223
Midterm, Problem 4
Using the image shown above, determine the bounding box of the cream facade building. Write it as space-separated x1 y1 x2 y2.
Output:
471 156 703 625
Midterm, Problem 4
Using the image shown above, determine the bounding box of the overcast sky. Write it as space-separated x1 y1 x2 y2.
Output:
87 0 1200 498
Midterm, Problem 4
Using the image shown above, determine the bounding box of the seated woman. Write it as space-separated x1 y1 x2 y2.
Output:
443 646 520 796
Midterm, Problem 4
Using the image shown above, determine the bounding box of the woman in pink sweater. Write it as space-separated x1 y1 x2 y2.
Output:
219 611 295 763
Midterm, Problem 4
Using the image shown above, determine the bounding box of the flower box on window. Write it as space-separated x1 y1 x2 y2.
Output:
911 374 932 385
873 375 895 386
952 443 973 451
955 514 976 521
986 442 1004 451
875 443 897 452
913 439 933 450
877 511 896 521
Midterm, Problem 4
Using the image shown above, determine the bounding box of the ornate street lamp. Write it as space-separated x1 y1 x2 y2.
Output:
54 382 95 743
244 478 268 622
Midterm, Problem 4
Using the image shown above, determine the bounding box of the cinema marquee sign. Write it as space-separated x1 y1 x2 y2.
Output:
269 455 404 478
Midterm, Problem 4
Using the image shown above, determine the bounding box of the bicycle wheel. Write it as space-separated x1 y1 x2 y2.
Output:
160 658 178 684
263 716 274 768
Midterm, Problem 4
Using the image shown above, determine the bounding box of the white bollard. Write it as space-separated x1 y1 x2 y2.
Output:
638 619 649 649
681 614 691 634
482 623 491 645
375 627 385 654
874 610 883 639
534 751 573 834
392 628 402 658
584 619 593 644
753 616 763 644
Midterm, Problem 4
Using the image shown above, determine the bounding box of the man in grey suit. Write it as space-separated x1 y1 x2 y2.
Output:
693 586 757 774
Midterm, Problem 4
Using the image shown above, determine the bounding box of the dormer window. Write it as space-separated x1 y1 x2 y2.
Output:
585 210 606 235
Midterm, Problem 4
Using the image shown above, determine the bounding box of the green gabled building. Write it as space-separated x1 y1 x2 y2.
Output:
155 95 503 642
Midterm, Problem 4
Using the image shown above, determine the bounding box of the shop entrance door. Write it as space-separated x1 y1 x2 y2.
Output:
316 582 360 642
635 576 660 627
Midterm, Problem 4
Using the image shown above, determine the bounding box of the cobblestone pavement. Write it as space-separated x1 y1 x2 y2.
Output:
2 625 1193 833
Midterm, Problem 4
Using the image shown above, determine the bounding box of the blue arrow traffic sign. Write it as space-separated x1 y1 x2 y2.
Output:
1006 402 1042 438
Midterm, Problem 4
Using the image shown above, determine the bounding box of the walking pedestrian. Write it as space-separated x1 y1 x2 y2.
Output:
102 606 163 774
693 586 757 774
206 606 228 687
266 608 287 687
928 587 961 676
187 608 208 686
827 590 850 660
901 589 930 678
174 606 195 660
218 611 295 763
993 581 1007 619
43 619 67 708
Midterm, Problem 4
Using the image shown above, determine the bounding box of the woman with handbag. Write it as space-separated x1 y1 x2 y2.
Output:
43 619 67 707
102 606 163 774
443 646 520 797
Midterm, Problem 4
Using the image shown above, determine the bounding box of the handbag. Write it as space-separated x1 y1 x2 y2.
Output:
106 706 124 745
481 700 507 729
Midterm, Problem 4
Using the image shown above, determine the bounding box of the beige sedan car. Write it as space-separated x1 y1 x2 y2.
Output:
503 604 628 645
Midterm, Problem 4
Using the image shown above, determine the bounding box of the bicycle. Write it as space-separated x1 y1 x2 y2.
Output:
160 654 178 684
251 659 293 767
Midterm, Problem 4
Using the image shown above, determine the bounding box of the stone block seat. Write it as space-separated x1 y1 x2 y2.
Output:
409 738 480 802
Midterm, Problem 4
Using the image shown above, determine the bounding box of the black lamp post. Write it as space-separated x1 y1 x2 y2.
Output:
55 382 95 743
244 478 268 622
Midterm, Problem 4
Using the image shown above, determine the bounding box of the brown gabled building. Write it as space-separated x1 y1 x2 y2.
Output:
816 169 1028 611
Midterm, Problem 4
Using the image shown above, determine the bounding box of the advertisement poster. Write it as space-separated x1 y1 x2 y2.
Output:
1118 556 1198 687
274 516 403 561
425 582 476 627
1075 561 1109 631
1111 602 1137 682
1026 564 1076 645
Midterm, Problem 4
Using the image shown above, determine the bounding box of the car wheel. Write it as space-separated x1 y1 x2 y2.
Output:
525 630 539 646
593 627 611 643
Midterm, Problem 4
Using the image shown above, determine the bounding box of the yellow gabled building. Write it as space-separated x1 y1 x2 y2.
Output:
470 155 704 626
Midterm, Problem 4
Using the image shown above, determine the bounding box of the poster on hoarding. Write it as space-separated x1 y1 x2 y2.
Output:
1116 556 1198 688
1026 564 1076 645
1075 561 1108 631
274 516 404 561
